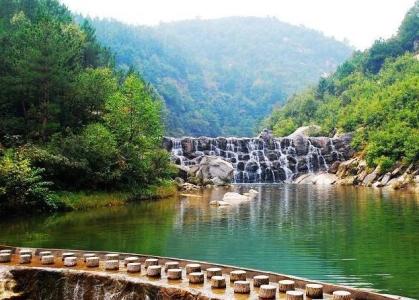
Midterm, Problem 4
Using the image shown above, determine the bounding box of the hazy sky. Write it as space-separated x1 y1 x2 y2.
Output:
61 0 415 49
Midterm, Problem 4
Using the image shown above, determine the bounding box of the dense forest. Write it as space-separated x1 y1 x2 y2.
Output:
265 1 419 172
0 0 173 213
87 17 353 136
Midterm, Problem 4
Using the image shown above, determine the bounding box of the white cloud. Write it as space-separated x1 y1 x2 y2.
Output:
61 0 415 49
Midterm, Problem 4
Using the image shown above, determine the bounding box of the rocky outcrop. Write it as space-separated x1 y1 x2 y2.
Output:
330 158 418 191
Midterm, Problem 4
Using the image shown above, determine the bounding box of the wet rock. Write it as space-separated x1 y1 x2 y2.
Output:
193 156 234 185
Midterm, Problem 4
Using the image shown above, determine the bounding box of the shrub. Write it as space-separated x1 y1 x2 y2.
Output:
0 150 58 213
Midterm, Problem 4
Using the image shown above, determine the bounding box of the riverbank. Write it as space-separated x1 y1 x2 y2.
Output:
294 157 418 193
56 181 178 211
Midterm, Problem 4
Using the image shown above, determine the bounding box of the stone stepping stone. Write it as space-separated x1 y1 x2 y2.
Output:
286 290 304 300
333 291 351 300
86 256 100 267
306 283 323 298
62 252 75 261
147 265 161 277
39 251 52 260
188 272 204 284
19 254 31 264
0 249 12 254
233 280 250 294
230 270 246 282
127 262 141 273
253 275 270 287
0 253 11 263
259 284 277 299
185 263 201 274
206 267 222 279
167 268 182 280
211 275 226 288
83 253 96 262
41 255 54 265
105 253 119 261
105 260 119 270
164 261 179 271
124 257 140 266
19 249 32 257
64 256 77 267
145 258 158 268
278 279 295 292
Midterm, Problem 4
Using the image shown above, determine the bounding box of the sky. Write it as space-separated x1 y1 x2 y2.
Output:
60 0 416 50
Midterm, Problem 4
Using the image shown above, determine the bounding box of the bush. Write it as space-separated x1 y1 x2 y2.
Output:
0 150 58 213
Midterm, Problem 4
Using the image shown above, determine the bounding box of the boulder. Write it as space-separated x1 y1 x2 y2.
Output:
294 172 337 185
288 125 322 138
188 156 234 186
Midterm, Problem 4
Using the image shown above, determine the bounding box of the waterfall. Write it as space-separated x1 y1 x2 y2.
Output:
163 135 351 183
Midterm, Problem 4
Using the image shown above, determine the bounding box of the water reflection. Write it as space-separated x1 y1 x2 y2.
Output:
0 185 418 298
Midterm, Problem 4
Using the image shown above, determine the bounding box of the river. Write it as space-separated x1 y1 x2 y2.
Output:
0 184 418 298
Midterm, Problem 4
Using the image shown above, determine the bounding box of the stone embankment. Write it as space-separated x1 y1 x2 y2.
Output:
0 246 408 300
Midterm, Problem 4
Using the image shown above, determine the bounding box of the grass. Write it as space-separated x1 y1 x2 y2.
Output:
57 180 178 211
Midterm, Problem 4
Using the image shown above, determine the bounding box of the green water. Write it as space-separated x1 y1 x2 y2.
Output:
0 185 418 298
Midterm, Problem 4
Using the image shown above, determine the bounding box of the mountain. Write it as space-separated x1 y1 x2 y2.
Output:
87 17 353 137
265 1 418 171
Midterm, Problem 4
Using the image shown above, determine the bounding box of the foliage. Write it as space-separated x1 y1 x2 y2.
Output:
0 150 57 213
86 16 353 136
265 2 419 169
0 0 173 213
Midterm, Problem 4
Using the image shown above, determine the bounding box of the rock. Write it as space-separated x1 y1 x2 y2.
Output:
288 125 322 138
328 161 340 174
362 166 380 186
209 200 230 207
191 156 234 185
294 172 337 185
175 165 189 181
222 192 249 204
336 176 356 185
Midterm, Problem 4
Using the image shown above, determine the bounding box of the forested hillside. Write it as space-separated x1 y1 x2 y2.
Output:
88 17 353 136
0 0 172 213
265 1 419 171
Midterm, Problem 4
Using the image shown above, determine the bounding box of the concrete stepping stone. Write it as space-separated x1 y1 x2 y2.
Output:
167 268 182 280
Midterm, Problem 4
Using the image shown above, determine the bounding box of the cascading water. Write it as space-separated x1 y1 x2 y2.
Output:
164 134 352 183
